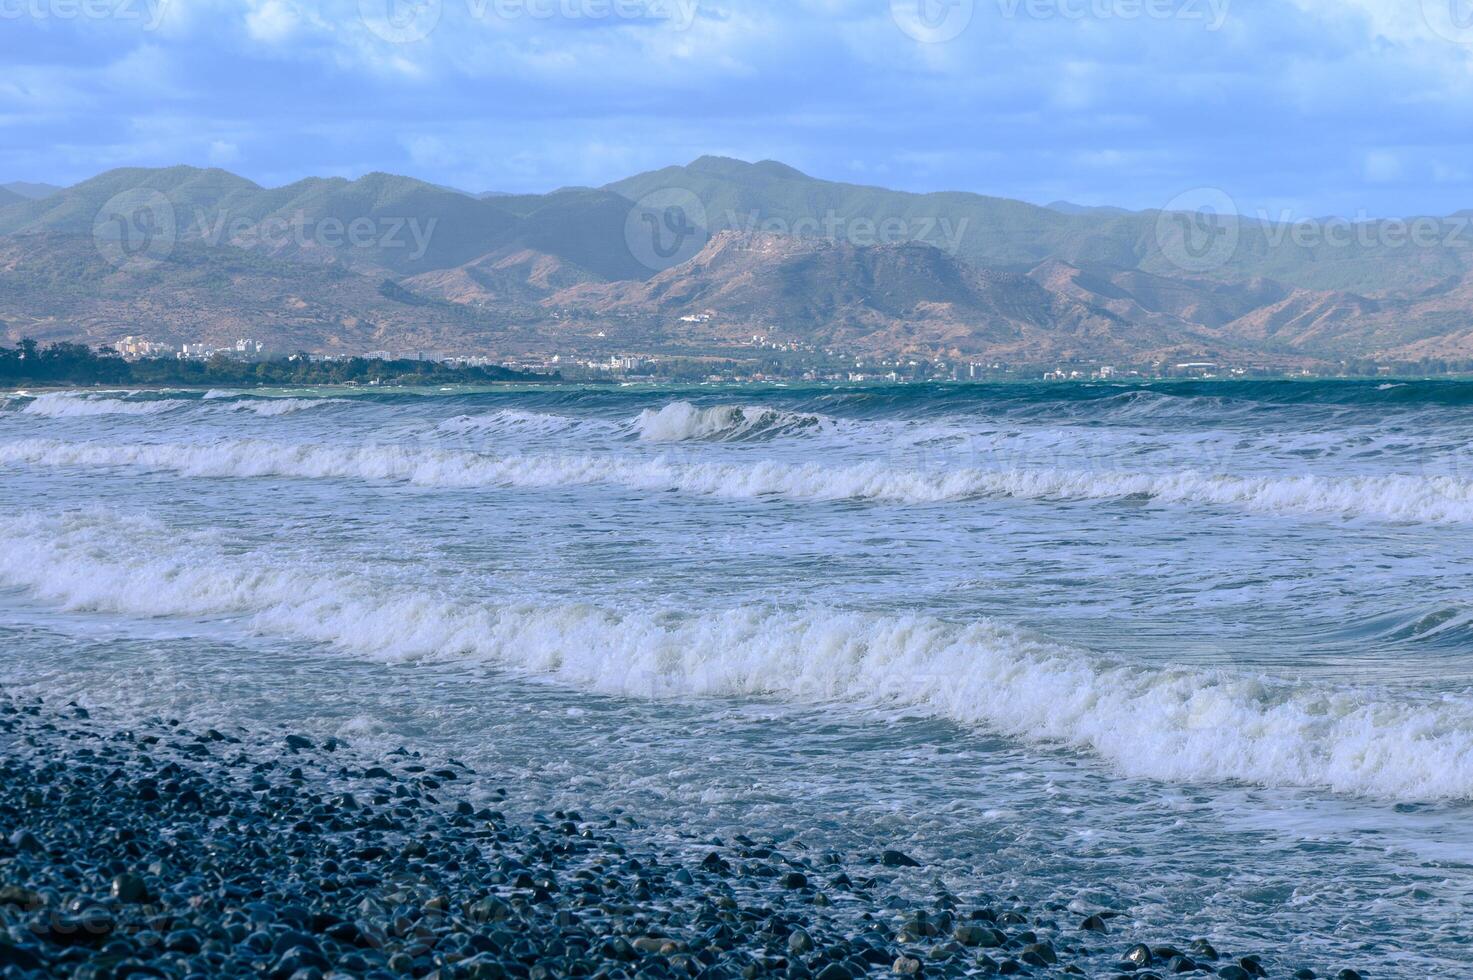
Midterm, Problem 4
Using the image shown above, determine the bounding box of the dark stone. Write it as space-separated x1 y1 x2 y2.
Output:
880 850 920 868
271 945 330 979
0 885 41 908
271 931 322 957
892 955 922 975
461 953 509 979
111 873 152 904
1123 944 1154 968
1191 940 1220 962
34 912 115 948
953 924 1004 948
601 938 637 962
1080 914 1108 933
0 941 47 970
1239 956 1268 978
9 829 43 853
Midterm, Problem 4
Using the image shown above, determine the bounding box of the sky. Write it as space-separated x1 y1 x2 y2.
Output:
3 0 1473 218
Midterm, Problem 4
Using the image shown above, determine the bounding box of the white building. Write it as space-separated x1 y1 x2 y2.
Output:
115 336 175 360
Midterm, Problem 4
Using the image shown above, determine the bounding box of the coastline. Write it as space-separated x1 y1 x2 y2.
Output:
0 690 1361 980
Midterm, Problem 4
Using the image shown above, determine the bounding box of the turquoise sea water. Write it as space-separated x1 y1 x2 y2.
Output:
2 380 1471 975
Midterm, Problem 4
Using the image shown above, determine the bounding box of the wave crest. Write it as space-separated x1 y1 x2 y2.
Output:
221 397 346 417
18 392 187 418
634 401 832 442
4 508 1473 801
4 437 1472 523
437 408 613 438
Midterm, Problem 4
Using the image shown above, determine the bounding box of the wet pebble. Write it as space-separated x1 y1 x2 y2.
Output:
0 688 1356 980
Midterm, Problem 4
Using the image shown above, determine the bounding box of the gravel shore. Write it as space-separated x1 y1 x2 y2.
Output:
0 689 1364 980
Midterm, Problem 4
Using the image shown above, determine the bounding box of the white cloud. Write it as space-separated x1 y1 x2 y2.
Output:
208 139 241 164
245 0 303 42
9 0 1473 215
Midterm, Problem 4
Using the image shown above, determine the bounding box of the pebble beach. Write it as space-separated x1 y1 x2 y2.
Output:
0 689 1368 980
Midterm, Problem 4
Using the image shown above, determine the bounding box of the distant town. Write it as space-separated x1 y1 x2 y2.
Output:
100 334 1446 384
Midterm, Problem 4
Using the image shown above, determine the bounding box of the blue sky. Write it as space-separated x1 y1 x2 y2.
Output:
4 0 1473 217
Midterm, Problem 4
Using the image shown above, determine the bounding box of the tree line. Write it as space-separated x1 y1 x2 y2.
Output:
0 340 557 386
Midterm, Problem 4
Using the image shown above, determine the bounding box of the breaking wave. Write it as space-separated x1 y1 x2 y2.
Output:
634 401 834 442
436 401 836 444
4 436 1472 523
219 397 347 417
18 392 188 418
4 508 1472 802
437 409 617 439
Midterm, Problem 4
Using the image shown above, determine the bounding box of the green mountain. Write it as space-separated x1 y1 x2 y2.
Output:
0 167 523 276
1046 201 1136 217
0 166 260 237
2 181 64 200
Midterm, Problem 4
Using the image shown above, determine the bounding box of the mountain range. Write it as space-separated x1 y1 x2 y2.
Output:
2 156 1471 366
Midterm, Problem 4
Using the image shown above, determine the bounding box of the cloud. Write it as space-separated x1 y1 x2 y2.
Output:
244 0 303 42
208 139 241 164
1 0 1472 217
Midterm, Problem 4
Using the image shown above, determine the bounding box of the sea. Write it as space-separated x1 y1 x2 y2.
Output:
2 379 1471 976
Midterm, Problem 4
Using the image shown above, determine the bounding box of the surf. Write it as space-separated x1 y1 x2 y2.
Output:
5 507 1473 802
5 436 1473 523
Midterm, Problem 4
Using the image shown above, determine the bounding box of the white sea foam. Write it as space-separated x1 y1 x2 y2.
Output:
437 408 616 439
4 508 1472 801
438 401 834 443
19 392 187 418
4 436 1472 523
634 401 833 442
220 397 345 417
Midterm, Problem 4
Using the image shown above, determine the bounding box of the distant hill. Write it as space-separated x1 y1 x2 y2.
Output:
548 231 1258 362
0 167 528 276
1 181 62 200
0 232 525 355
1 157 1472 365
608 156 1473 295
1046 201 1135 217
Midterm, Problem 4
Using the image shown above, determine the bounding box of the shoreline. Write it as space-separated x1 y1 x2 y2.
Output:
0 690 1363 980
6 375 1473 396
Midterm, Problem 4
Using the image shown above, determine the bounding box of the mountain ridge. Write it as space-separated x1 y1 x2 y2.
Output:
1 181 63 200
2 157 1471 366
